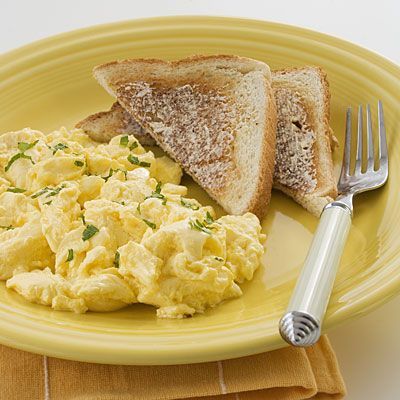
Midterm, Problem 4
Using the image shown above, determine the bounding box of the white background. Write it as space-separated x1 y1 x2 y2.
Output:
1 1 400 399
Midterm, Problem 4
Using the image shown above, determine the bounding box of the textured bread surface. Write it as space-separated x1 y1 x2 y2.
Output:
86 60 336 217
93 55 277 218
272 67 337 216
76 102 155 146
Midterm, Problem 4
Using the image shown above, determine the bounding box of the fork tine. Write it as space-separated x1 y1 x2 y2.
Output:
340 108 352 179
378 100 388 169
366 104 374 171
355 105 363 174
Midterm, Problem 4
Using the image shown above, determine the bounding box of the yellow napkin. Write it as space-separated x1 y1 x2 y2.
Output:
0 335 345 400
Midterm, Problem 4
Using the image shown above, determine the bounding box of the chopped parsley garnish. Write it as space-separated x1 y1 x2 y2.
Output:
189 213 215 235
31 184 66 199
114 251 120 268
79 214 86 225
52 143 68 154
136 203 141 214
5 140 38 172
0 225 14 230
180 198 200 210
127 154 151 168
31 187 50 199
74 160 84 167
43 200 52 206
103 168 127 182
205 211 214 225
129 141 138 151
142 219 156 229
6 187 26 193
31 184 66 204
120 136 138 151
189 219 213 235
66 249 74 262
119 136 129 147
45 184 66 198
214 257 224 262
18 140 38 152
153 194 167 205
5 153 34 172
145 182 167 205
82 224 99 241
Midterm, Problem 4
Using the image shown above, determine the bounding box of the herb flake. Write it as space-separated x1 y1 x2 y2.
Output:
188 212 215 235
82 224 99 241
103 168 127 182
18 140 38 152
127 154 151 168
129 141 138 151
79 214 86 225
6 187 26 193
5 140 38 172
142 219 156 229
114 251 120 268
74 160 84 167
0 225 14 231
31 187 50 199
66 249 74 262
5 153 33 172
205 211 214 225
119 136 129 147
52 143 68 154
180 198 200 210
189 219 213 235
45 184 66 198
150 192 164 200
145 182 167 204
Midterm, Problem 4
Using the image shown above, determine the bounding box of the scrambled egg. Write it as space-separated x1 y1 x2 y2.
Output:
0 127 265 318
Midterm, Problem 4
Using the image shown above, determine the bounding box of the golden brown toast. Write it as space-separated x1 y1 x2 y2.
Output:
272 67 337 216
78 61 336 217
91 55 277 219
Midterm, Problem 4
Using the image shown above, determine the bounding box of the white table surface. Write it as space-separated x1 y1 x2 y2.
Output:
1 1 399 399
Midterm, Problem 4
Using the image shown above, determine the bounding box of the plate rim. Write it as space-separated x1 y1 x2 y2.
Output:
0 15 399 364
1 15 400 71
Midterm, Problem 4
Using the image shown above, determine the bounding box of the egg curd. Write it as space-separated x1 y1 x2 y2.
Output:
0 127 265 318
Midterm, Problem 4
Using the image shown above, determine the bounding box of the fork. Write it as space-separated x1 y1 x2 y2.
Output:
279 101 389 347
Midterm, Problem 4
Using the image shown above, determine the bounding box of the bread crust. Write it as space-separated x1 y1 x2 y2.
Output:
247 86 276 218
94 54 271 75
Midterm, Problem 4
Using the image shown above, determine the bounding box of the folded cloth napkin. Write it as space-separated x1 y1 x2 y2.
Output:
0 335 345 400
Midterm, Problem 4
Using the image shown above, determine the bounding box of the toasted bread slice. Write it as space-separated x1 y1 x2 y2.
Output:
272 67 337 216
93 55 277 218
76 102 156 146
82 63 336 217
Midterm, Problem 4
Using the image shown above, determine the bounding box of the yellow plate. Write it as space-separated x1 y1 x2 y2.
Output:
0 16 399 365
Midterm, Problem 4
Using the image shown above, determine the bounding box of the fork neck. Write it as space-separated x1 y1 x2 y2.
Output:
324 194 354 216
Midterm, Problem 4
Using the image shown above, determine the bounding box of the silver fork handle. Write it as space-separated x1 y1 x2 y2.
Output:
279 202 352 346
